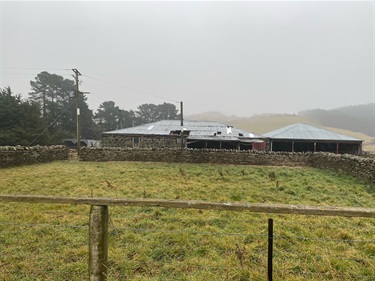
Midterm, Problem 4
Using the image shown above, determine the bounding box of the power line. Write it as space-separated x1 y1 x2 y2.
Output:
28 101 75 146
1 73 74 76
82 74 180 104
0 67 71 71
88 91 106 103
1 68 180 104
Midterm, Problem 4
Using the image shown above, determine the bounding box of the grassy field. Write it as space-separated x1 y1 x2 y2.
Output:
0 160 374 280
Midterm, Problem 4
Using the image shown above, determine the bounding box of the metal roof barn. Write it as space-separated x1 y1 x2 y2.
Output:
102 120 263 150
263 123 362 154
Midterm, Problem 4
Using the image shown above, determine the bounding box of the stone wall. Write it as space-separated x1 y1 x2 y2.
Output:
80 147 313 166
80 148 375 183
101 135 181 149
312 153 375 183
2 145 373 184
0 146 69 168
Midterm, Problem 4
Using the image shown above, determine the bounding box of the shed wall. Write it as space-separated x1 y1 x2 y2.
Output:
102 134 181 149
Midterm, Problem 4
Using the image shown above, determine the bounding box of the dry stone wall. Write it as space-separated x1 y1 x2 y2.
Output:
312 153 375 183
0 146 68 168
101 135 180 149
80 148 375 183
2 146 373 184
80 147 313 166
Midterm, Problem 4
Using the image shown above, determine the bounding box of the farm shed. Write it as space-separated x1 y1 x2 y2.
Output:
62 139 98 148
101 120 264 150
263 123 362 154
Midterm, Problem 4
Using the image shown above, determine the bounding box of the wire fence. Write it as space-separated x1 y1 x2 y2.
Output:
0 200 374 280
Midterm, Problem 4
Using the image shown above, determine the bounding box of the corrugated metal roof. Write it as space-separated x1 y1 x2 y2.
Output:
262 123 362 141
103 120 260 140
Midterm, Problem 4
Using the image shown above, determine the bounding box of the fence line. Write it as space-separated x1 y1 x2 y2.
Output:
1 218 373 280
0 222 88 229
276 218 375 231
275 234 375 243
9 208 372 231
273 269 374 280
273 248 375 262
1 195 375 217
4 220 373 246
1 194 375 280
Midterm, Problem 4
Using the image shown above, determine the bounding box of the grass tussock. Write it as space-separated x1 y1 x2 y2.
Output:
0 161 374 280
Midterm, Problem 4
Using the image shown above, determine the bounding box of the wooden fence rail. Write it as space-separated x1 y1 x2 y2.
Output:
1 194 375 218
1 194 375 280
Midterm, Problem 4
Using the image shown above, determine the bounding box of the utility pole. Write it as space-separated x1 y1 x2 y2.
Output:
73 69 81 157
118 109 122 129
180 101 184 126
180 101 184 149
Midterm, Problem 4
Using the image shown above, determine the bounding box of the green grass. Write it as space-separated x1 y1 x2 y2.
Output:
0 161 374 280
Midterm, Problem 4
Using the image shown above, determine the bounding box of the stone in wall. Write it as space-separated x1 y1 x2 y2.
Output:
0 145 69 168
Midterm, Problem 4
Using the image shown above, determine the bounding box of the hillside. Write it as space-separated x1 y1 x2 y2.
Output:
299 103 374 137
187 105 375 151
187 112 315 133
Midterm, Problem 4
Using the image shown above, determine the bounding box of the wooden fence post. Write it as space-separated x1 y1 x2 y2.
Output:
89 205 109 281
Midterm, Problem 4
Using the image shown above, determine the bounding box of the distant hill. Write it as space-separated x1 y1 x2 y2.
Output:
298 103 374 138
186 111 240 123
227 114 319 135
186 103 375 148
187 111 324 134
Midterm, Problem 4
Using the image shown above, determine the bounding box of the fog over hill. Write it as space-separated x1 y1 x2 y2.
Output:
298 103 374 138
187 103 375 144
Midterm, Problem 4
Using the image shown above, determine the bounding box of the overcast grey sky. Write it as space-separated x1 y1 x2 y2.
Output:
0 1 374 117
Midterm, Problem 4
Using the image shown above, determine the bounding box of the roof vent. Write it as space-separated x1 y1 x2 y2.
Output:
170 130 181 135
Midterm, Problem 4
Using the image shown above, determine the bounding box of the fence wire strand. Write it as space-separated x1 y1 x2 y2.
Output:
273 269 374 280
1 204 374 280
274 234 375 243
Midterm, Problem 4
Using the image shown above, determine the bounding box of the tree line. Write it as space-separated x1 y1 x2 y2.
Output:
0 71 180 146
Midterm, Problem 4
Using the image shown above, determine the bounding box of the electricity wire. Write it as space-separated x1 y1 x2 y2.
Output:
1 68 181 107
0 67 71 71
82 74 180 104
28 101 75 146
1 73 74 77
